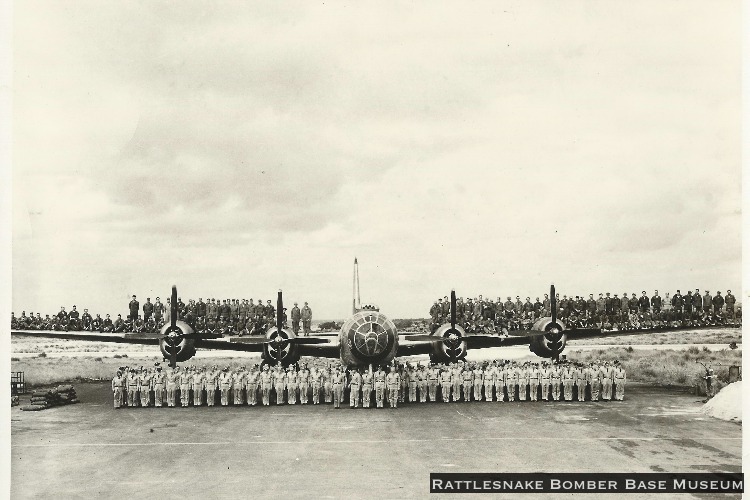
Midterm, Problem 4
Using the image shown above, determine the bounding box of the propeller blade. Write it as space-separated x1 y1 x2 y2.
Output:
276 290 283 333
550 283 556 325
170 343 177 368
170 285 178 330
450 289 456 329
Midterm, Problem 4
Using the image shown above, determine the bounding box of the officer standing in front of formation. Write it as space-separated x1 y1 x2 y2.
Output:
301 302 312 336
349 369 362 408
112 370 124 409
128 295 139 322
375 366 387 408
291 302 301 335
386 365 400 409
361 367 373 408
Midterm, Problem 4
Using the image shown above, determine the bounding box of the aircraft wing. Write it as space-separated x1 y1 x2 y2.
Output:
196 335 340 358
11 329 162 345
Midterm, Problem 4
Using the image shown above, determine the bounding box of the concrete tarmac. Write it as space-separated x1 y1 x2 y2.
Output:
11 383 741 499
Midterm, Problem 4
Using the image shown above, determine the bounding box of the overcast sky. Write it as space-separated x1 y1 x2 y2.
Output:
10 1 741 319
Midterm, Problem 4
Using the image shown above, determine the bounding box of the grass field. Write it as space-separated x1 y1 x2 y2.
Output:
567 346 741 394
568 327 740 346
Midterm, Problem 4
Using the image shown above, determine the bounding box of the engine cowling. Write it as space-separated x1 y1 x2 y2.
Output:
430 323 468 364
158 320 196 362
262 326 301 366
529 317 567 358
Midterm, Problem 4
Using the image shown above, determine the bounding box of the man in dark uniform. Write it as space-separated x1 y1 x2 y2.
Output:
637 291 649 313
92 314 102 332
197 298 207 319
692 289 702 318
301 302 312 336
703 290 712 315
671 290 684 319
725 290 736 322
101 314 113 332
650 290 662 314
128 295 139 322
291 302 301 334
113 314 126 333
712 291 724 314
81 309 93 331
153 297 164 325
68 306 81 330
143 298 154 322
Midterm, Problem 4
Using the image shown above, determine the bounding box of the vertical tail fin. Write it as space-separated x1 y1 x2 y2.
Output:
353 257 361 314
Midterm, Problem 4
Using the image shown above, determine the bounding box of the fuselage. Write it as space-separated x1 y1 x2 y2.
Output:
339 310 399 367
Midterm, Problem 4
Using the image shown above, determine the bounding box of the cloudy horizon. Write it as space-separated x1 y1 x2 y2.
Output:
10 1 741 320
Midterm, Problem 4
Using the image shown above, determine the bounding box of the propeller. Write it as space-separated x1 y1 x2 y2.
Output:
450 289 456 330
276 290 283 334
168 285 178 368
550 283 557 326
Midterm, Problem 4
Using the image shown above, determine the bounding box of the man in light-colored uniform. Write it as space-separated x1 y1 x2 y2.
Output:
349 369 362 408
440 365 452 403
386 366 400 409
112 370 124 409
361 368 374 408
374 366 387 408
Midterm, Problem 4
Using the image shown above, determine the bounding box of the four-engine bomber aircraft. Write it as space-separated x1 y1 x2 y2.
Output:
12 260 677 368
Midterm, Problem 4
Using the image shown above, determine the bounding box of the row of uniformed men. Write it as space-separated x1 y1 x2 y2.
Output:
110 359 626 409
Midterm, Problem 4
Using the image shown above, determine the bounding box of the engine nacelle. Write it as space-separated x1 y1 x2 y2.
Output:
429 323 468 364
158 320 197 362
262 326 301 366
529 317 567 358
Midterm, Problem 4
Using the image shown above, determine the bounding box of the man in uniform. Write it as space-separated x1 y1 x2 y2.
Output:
506 363 518 402
427 364 438 402
291 302 301 335
519 363 530 402
574 363 586 401
386 366 400 409
301 302 313 336
407 364 418 402
233 367 246 405
484 361 497 402
550 364 561 401
542 362 552 401
128 295 139 322
712 291 725 315
613 362 626 401
180 367 192 407
113 314 126 333
440 365 452 403
273 365 286 405
310 364 322 405
142 298 154 323
297 363 309 404
139 368 152 407
703 290 713 316
451 363 463 402
589 363 601 401
112 370 124 409
217 367 230 406
497 363 508 402
332 368 345 409
651 291 662 314
153 365 166 407
287 366 298 404
472 363 484 402
260 365 273 406
417 364 428 403
81 308 93 331
725 290 736 322
67 306 81 330
127 368 140 407
191 367 204 406
374 366 387 408
349 369 362 408
361 367 374 408
323 363 333 403
562 364 575 401
529 362 541 402
671 290 684 319
602 363 614 401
